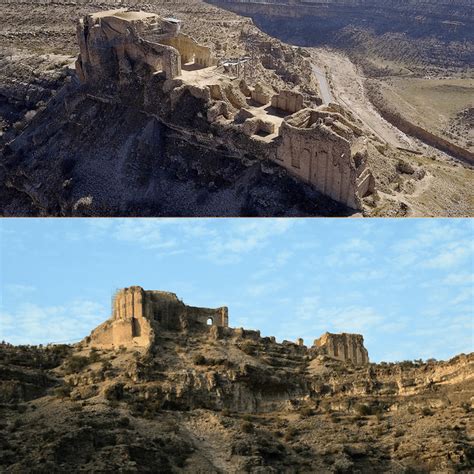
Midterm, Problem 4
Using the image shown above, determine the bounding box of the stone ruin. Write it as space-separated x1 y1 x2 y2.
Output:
314 332 369 365
87 286 228 349
85 287 369 365
74 9 375 210
76 9 216 84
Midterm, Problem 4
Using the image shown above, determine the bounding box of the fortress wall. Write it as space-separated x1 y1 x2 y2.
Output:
276 110 364 209
187 306 229 327
76 10 182 84
271 90 304 114
315 332 369 365
161 34 216 67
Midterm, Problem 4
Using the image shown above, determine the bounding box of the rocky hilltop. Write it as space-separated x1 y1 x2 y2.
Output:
0 0 472 217
2 6 379 216
0 287 473 472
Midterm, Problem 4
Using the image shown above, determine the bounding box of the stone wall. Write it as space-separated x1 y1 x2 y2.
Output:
87 287 228 348
75 9 182 84
314 332 369 365
275 108 374 210
271 90 304 114
161 34 217 67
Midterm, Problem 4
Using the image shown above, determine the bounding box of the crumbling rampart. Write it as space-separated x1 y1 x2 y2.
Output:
86 286 369 365
74 9 375 210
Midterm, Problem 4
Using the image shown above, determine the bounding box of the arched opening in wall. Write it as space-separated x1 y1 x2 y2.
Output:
182 53 203 71
207 318 213 326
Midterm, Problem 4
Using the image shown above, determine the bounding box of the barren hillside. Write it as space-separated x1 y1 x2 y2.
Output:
1 333 473 472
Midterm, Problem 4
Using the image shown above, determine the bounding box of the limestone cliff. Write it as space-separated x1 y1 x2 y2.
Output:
208 0 473 67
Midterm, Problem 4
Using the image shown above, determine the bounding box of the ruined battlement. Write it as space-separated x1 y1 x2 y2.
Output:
86 287 369 365
87 286 228 349
74 9 375 210
315 332 369 365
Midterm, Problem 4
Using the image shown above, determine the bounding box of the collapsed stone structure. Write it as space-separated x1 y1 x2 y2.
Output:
86 287 369 365
74 9 375 210
88 286 228 349
76 10 216 83
315 332 369 365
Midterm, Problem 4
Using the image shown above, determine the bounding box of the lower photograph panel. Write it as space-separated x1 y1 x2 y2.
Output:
0 218 473 472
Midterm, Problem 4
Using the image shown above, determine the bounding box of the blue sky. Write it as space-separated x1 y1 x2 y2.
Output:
1 218 472 362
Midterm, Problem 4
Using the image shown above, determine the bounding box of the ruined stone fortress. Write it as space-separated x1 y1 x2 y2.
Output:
86 286 369 365
75 9 375 210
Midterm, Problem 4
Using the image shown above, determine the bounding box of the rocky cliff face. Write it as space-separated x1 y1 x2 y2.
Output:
208 0 473 68
0 332 472 472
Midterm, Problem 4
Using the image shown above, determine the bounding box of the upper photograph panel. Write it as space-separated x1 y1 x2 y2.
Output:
1 0 472 217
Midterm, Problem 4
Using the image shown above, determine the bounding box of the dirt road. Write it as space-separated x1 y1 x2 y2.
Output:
311 48 419 150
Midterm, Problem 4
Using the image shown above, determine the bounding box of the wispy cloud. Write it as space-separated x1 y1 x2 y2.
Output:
205 219 295 264
326 238 374 267
0 300 107 345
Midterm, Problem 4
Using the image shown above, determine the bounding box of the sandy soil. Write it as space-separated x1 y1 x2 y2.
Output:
311 48 418 150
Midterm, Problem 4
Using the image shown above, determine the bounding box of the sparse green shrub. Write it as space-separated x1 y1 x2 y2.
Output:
241 421 254 433
11 419 22 431
104 382 124 401
89 348 101 363
421 407 434 416
65 355 90 373
330 413 340 423
118 416 130 428
240 341 256 356
299 407 314 418
354 404 372 416
284 427 298 441
193 354 206 365
54 385 72 399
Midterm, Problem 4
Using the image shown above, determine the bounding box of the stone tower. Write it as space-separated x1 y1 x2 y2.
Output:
314 332 369 365
86 287 229 349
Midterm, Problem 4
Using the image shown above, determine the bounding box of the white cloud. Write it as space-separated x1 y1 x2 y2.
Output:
0 299 107 345
392 220 472 269
206 219 295 264
443 272 474 286
295 296 321 320
246 280 286 297
315 305 384 333
423 241 472 269
326 238 374 267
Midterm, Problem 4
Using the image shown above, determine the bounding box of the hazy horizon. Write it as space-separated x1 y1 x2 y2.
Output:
1 218 472 362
